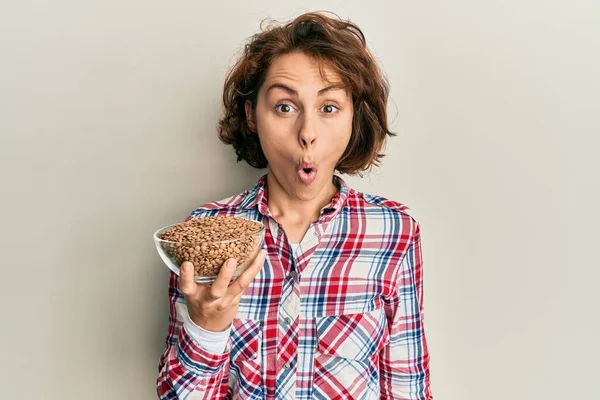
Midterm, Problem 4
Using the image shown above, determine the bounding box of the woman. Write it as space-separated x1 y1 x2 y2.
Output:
157 11 433 400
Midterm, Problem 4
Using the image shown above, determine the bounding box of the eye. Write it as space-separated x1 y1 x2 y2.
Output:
274 103 295 113
321 103 340 114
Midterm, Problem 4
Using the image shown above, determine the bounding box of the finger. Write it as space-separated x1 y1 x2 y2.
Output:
179 261 197 296
230 285 246 305
208 258 238 299
227 249 266 297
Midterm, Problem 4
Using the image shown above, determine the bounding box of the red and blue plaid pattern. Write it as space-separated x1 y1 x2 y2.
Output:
157 174 432 399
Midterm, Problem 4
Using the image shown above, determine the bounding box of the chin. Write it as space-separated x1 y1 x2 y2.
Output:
291 179 326 200
293 189 318 201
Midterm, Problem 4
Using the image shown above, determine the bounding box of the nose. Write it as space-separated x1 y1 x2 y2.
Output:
298 113 317 149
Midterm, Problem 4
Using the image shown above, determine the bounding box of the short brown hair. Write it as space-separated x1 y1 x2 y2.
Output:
217 11 394 175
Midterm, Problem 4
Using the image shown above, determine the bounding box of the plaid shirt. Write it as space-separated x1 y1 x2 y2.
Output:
157 174 433 399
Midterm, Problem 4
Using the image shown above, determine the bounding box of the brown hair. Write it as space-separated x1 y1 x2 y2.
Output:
217 11 394 175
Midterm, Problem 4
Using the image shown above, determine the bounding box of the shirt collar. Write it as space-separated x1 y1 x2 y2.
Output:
241 173 349 220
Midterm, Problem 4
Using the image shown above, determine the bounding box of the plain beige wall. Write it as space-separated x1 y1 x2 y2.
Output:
1 1 598 399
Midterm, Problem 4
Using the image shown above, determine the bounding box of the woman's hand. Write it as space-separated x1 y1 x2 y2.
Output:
178 249 267 332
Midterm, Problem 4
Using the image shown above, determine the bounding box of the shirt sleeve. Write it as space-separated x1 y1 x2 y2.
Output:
156 271 230 399
379 222 433 399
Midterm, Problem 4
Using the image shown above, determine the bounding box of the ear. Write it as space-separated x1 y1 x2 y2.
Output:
245 100 257 133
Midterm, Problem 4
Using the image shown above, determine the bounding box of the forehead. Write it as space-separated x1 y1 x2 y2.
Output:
263 52 344 90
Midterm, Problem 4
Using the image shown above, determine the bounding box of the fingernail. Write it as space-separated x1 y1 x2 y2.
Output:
227 259 237 269
183 263 191 272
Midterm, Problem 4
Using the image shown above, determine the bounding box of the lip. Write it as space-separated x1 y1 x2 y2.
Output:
297 161 318 185
299 161 317 171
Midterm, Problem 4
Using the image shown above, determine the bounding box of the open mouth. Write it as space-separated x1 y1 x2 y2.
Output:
297 162 318 185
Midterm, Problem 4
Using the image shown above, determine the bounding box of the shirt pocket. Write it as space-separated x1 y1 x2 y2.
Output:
313 307 389 400
230 318 262 361
315 306 390 360
228 318 263 399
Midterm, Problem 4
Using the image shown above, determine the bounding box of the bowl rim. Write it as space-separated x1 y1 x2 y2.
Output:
153 216 265 246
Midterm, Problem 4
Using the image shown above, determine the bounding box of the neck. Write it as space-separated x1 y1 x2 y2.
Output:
265 168 338 224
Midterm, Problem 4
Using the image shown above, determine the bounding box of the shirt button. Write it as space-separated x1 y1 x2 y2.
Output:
289 271 297 280
283 317 291 325
278 227 284 235
284 363 291 370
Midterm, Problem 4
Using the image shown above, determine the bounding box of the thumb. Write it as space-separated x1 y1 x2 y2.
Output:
179 262 197 296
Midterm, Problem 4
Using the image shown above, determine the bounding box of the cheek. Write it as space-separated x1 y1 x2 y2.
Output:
330 117 353 151
255 107 288 160
258 131 292 163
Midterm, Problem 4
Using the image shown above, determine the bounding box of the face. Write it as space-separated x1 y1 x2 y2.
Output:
245 52 353 201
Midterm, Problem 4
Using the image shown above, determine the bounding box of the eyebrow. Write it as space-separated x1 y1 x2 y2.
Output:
266 83 346 96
